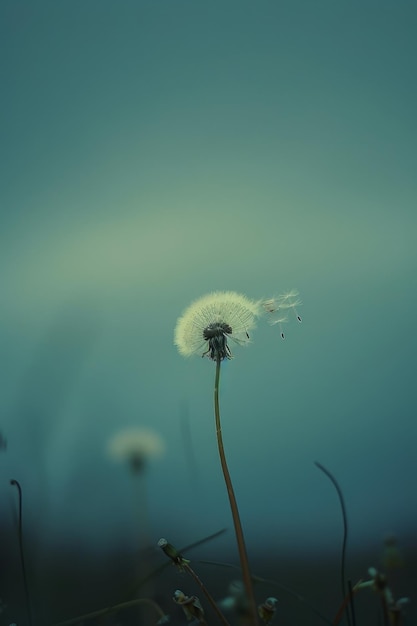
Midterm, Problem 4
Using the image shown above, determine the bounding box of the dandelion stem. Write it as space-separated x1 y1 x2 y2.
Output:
214 357 259 626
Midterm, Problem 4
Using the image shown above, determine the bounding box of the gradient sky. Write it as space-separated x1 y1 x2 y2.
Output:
1 0 416 580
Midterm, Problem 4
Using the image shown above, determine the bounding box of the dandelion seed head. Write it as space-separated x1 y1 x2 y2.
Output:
174 291 260 360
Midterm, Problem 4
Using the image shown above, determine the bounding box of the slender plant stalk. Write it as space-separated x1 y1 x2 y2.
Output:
348 579 357 626
183 562 231 626
332 584 361 625
10 479 33 626
131 469 154 623
380 595 390 626
214 357 259 626
315 462 351 626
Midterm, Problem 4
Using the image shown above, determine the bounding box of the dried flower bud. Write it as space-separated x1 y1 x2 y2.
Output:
173 590 205 622
158 538 190 572
258 597 278 624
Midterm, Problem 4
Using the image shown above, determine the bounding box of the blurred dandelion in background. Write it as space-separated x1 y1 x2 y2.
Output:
107 427 165 474
219 579 250 619
107 427 165 621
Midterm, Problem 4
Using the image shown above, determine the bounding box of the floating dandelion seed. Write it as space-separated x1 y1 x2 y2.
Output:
174 291 260 360
262 290 302 339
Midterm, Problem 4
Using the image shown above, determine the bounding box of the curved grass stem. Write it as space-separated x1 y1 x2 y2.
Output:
214 357 259 626
315 461 351 626
10 479 33 626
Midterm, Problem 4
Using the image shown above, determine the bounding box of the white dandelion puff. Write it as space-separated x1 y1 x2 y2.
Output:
174 291 261 360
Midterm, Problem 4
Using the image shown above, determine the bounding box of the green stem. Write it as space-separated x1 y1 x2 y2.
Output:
214 357 259 626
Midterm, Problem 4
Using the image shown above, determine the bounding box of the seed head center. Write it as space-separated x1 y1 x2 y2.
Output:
202 322 233 360
203 322 232 340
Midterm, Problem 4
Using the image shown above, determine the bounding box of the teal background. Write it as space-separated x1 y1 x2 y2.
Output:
1 1 416 622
